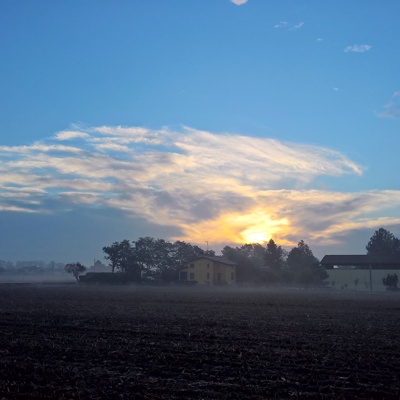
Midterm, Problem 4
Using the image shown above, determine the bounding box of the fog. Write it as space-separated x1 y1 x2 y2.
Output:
0 272 76 285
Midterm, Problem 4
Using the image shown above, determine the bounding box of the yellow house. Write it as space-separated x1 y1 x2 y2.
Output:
179 256 237 286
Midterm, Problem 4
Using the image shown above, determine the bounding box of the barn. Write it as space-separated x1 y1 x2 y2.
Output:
321 255 400 291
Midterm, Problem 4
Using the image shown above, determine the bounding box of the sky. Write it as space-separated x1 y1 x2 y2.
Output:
1 0 400 266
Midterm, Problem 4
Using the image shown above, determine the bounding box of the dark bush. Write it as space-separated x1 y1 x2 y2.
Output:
382 273 399 291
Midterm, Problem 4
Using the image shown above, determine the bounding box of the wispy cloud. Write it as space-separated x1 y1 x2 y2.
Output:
230 0 248 5
376 91 400 119
274 21 288 29
274 21 304 30
54 130 89 140
292 22 304 30
344 44 372 53
1 125 397 250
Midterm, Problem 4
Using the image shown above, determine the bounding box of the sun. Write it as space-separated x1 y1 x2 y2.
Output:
241 228 271 244
237 209 289 244
174 208 289 247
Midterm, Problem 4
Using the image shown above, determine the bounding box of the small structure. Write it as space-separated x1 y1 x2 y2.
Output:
87 260 111 273
179 256 237 286
321 255 400 291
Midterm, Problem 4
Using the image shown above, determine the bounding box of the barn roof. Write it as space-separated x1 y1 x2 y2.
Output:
321 254 400 266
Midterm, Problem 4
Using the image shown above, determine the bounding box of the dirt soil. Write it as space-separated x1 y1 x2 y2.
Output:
1 284 400 399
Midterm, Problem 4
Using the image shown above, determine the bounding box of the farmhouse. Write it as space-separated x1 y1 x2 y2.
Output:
321 254 400 291
179 256 237 286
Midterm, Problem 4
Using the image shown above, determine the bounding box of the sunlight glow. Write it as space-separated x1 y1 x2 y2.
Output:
175 209 290 246
236 210 289 244
241 228 271 244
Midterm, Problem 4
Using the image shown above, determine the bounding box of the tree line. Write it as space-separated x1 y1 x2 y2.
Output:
102 237 215 282
63 227 400 286
99 236 327 286
222 239 327 286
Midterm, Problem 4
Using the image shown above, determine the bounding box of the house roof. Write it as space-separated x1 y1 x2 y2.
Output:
192 255 237 266
321 254 400 266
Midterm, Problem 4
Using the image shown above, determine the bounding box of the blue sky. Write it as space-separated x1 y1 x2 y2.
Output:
1 0 399 266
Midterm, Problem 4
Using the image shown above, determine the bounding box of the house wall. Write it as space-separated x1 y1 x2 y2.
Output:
212 262 236 285
181 258 236 285
327 269 399 292
189 258 213 285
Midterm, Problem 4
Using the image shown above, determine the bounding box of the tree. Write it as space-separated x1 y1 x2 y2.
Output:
382 273 399 291
103 242 121 273
103 240 142 280
222 244 261 283
171 241 205 269
260 239 287 284
264 239 285 271
132 238 208 281
287 240 319 270
286 240 326 286
366 228 400 256
240 243 266 269
131 237 163 278
117 239 136 275
103 240 136 274
65 262 86 282
167 241 206 281
102 237 211 283
137 238 173 279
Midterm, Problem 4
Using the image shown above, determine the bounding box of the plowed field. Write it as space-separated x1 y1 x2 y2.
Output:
1 284 400 399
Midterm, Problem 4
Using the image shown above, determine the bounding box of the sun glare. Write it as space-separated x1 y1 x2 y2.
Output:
176 209 290 247
240 228 271 244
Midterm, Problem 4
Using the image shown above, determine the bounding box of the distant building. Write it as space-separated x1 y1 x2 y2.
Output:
179 256 237 286
87 260 111 273
321 254 400 291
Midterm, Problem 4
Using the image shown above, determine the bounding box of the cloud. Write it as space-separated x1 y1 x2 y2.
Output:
230 0 248 5
292 22 304 30
274 21 288 28
54 130 90 140
344 44 372 53
376 91 400 119
274 21 304 30
1 124 398 253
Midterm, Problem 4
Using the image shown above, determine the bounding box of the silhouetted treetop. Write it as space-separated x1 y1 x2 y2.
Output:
366 228 400 256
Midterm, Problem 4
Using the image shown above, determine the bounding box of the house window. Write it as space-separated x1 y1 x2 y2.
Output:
207 273 210 279
190 272 195 280
207 263 210 268
180 271 187 281
190 263 195 268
